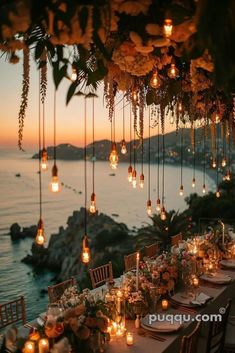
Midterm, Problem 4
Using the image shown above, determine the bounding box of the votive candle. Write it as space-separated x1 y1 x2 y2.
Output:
126 332 134 346
136 252 140 291
24 341 35 353
161 299 169 311
38 339 49 353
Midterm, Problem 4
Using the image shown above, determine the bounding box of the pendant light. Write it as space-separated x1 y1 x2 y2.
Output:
121 96 127 154
215 129 220 198
167 59 179 79
156 112 161 212
132 114 137 189
81 98 91 264
90 97 97 214
40 62 48 171
225 123 232 181
179 125 184 196
192 122 196 188
221 122 227 167
50 90 61 193
164 19 173 37
128 104 133 182
146 108 152 215
109 107 118 169
36 72 45 246
150 70 161 89
202 124 206 194
160 121 166 221
139 111 144 188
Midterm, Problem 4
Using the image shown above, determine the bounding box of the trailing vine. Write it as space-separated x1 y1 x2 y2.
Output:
40 50 47 104
18 47 30 151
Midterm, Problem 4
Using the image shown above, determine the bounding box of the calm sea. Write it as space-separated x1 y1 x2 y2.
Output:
0 148 215 320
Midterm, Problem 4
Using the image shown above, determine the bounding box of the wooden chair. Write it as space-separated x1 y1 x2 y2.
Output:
144 243 159 258
206 299 231 353
0 296 26 330
89 262 113 289
171 233 183 246
124 252 138 272
48 277 76 303
180 321 201 353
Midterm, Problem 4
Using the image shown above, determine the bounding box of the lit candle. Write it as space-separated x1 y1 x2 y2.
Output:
38 339 49 353
193 277 199 288
105 293 112 302
126 332 134 346
208 262 213 271
23 341 35 353
136 252 140 291
116 289 123 298
117 297 121 314
161 299 169 311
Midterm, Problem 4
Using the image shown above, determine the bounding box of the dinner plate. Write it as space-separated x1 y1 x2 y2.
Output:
170 293 200 308
141 315 182 333
220 260 235 269
200 273 231 284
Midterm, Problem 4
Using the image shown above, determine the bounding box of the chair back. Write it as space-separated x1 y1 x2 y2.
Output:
171 233 183 246
145 243 159 258
0 296 26 330
89 262 113 288
124 252 138 272
180 321 201 353
48 278 76 303
206 299 231 353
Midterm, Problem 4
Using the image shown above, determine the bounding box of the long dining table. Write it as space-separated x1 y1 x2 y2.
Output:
21 267 235 353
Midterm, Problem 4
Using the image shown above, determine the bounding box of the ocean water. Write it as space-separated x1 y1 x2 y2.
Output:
0 149 216 320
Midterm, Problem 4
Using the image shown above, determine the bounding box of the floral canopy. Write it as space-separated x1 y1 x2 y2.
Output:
0 0 235 148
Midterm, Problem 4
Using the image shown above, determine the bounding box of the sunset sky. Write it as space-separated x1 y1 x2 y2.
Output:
0 57 174 151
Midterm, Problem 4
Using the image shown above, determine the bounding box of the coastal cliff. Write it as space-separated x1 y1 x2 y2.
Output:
22 208 133 287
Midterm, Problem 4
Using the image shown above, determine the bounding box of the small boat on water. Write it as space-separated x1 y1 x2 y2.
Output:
15 173 21 177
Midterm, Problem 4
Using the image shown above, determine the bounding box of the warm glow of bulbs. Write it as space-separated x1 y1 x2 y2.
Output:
160 207 166 221
35 220 45 246
128 165 133 182
50 176 61 192
81 237 91 264
216 190 221 198
150 72 161 89
221 158 227 167
89 193 97 214
41 148 48 171
132 90 138 102
164 19 173 37
212 159 217 168
156 198 161 213
71 68 77 82
132 169 137 188
147 200 152 215
121 140 127 155
225 170 231 181
179 185 184 196
178 102 183 113
215 114 220 124
109 143 119 170
170 115 174 125
167 63 179 78
202 184 206 194
192 178 196 188
139 173 144 188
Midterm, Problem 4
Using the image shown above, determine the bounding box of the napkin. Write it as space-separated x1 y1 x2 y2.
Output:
191 292 211 306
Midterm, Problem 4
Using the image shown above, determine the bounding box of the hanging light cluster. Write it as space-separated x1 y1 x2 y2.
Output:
50 90 61 193
146 108 152 215
89 97 97 214
121 96 127 155
109 107 119 170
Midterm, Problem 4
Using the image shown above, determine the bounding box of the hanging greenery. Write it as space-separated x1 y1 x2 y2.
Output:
40 50 47 104
18 46 30 150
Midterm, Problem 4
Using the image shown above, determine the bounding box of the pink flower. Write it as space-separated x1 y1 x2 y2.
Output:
181 259 187 267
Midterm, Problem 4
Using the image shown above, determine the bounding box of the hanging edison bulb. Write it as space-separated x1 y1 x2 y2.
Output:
160 206 166 221
225 169 231 181
163 19 173 37
202 183 206 194
50 164 61 193
132 89 138 102
212 159 217 168
167 63 179 79
216 189 221 198
41 148 48 171
89 192 96 214
128 165 133 182
146 200 152 215
192 178 196 188
121 139 127 155
215 114 220 124
35 219 45 245
178 101 183 113
71 66 77 82
139 173 144 188
150 71 161 89
132 169 137 188
109 142 119 169
179 185 184 196
170 115 174 125
81 236 91 264
156 198 161 213
221 157 227 167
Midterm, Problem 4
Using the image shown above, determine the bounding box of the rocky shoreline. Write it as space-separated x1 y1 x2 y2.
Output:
21 208 134 288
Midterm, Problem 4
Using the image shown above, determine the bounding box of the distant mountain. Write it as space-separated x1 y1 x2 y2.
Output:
32 127 232 164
